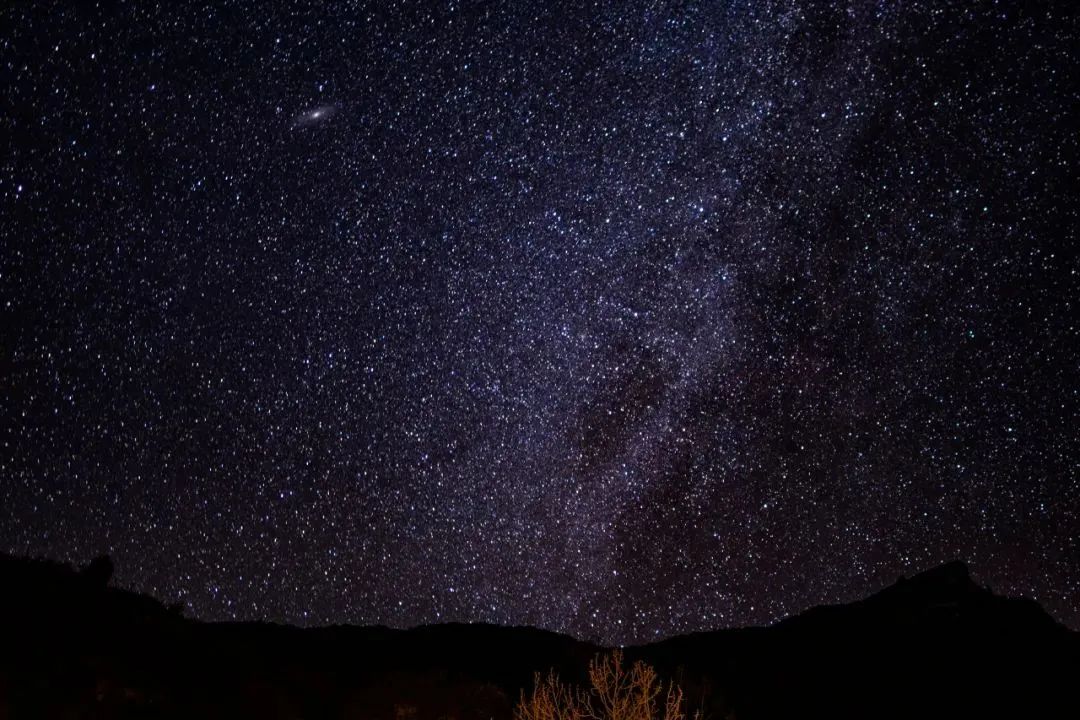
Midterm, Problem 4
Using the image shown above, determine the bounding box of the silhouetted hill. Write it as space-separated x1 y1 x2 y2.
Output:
635 561 1079 719
1 553 1076 719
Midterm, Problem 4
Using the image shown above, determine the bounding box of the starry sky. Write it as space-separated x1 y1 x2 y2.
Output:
1 1 1077 644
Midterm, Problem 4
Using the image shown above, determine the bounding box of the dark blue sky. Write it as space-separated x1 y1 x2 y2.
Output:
1 1 1076 643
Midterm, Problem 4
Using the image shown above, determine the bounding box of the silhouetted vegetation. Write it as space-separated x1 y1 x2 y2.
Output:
0 553 1077 719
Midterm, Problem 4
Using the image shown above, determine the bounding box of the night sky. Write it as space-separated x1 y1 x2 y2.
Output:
1 1 1077 644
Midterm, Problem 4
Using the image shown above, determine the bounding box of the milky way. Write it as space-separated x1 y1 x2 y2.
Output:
1 2 1077 643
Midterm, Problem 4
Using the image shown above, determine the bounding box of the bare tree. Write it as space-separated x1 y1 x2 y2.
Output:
516 651 689 720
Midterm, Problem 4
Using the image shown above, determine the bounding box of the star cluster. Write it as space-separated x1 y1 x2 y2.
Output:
1 1 1077 643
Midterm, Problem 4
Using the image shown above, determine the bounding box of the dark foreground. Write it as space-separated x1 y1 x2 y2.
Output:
1 553 1077 719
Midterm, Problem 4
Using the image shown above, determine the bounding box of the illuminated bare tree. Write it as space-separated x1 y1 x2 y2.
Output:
516 651 688 720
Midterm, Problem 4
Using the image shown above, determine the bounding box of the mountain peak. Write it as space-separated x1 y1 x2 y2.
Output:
866 560 986 613
908 559 973 585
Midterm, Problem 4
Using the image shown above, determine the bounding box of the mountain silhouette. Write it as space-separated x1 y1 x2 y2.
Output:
636 560 1079 719
0 553 1076 719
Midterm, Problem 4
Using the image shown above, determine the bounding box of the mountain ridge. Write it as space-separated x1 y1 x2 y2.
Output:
1 552 1076 719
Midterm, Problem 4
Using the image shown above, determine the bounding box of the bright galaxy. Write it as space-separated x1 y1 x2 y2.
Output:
1 2 1076 643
